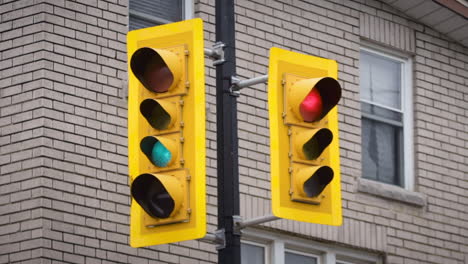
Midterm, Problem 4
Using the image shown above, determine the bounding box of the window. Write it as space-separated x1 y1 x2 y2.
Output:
360 46 412 188
241 241 267 264
241 230 382 264
285 250 318 264
129 0 193 30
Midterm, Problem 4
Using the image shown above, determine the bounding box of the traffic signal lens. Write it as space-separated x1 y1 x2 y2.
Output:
131 174 176 218
152 141 172 167
303 166 333 197
140 99 174 130
302 129 333 160
130 47 174 93
140 136 175 168
300 88 322 122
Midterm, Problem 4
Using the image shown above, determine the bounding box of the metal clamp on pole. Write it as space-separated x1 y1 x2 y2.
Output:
232 215 243 236
230 76 241 97
236 214 280 230
230 74 268 96
204 42 226 65
198 230 226 249
214 229 226 250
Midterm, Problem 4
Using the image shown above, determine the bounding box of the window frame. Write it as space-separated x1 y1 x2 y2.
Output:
241 229 383 264
128 0 194 27
359 44 414 190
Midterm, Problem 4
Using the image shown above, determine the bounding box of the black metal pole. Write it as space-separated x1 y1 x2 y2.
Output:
215 0 241 263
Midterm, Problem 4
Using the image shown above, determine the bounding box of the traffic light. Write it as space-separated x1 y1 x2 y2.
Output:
268 47 342 225
127 18 206 247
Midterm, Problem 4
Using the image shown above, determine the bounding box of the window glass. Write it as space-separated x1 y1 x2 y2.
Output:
241 243 265 264
285 251 318 264
360 51 401 110
360 48 406 187
362 117 403 185
129 0 183 30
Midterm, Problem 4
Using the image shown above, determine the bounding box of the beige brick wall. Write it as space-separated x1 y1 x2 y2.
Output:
1 0 466 263
203 0 468 263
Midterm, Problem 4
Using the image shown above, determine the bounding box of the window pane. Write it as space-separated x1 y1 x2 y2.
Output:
241 243 264 264
285 252 317 264
362 117 403 186
360 51 401 110
129 0 183 30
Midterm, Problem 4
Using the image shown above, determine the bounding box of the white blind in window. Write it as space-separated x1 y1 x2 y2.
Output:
129 0 182 30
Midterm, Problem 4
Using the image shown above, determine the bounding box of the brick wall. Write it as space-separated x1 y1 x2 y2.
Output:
204 0 468 263
1 0 467 263
1 1 51 263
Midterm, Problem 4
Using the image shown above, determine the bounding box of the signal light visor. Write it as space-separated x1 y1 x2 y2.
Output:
131 173 183 218
130 47 182 93
140 99 177 130
295 166 334 198
297 128 333 160
290 77 342 123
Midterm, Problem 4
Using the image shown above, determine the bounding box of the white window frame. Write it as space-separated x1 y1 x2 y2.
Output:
360 44 414 190
128 0 194 26
183 0 194 20
336 260 365 264
242 229 383 264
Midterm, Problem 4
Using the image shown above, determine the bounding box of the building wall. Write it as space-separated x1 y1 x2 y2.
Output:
0 0 467 264
1 1 54 263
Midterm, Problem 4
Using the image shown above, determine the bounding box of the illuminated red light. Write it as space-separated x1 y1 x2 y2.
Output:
299 88 322 122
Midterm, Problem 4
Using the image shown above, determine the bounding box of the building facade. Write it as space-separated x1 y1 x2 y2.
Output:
1 0 467 263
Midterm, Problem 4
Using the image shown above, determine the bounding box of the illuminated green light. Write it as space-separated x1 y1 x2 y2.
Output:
151 141 172 167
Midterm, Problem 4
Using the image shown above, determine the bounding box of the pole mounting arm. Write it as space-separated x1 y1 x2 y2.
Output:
235 214 280 231
230 74 269 96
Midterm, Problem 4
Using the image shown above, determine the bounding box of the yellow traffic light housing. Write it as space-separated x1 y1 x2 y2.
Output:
268 47 342 225
127 18 206 247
